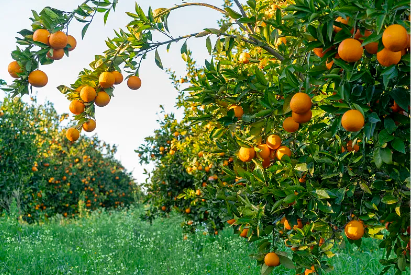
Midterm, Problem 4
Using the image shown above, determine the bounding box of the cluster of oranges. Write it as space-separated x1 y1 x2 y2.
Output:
315 17 409 68
8 29 77 87
283 92 312 132
65 71 142 142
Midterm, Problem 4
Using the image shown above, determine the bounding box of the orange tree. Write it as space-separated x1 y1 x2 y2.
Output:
3 0 410 274
0 93 136 222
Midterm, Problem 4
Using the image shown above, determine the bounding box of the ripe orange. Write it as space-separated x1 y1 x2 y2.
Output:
239 52 251 64
228 105 244 118
305 266 315 275
344 220 364 240
266 134 281 149
240 228 249 238
161 206 166 211
66 128 80 142
238 147 255 162
283 117 299 132
262 158 271 168
333 16 349 32
292 109 312 123
67 35 77 51
275 146 291 160
8 61 22 78
32 166 38 172
99 72 115 88
112 71 123 84
326 59 334 69
257 144 270 159
347 140 360 152
341 110 364 132
83 119 96 132
313 47 331 58
127 76 142 90
80 86 96 102
227 219 236 225
338 38 363 62
69 100 85 115
391 101 404 113
94 91 111 107
198 151 204 157
290 93 312 114
28 70 48 87
377 48 402 67
365 41 379 54
47 48 65 60
185 208 191 214
264 252 280 267
49 31 68 49
195 189 201 196
382 24 408 52
353 29 372 41
284 219 302 230
33 29 50 45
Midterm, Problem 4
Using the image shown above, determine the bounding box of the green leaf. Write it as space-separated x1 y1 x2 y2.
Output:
206 36 212 54
373 148 383 168
380 148 392 164
261 264 274 275
381 194 398 204
285 69 299 88
154 49 163 69
276 254 295 269
225 7 242 19
282 94 293 114
384 118 397 134
378 129 394 145
359 182 372 194
391 138 405 153
81 23 90 39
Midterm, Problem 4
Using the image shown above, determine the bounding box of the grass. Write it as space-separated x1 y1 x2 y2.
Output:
0 206 407 275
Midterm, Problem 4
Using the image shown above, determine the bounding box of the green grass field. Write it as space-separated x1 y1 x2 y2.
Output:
0 206 406 275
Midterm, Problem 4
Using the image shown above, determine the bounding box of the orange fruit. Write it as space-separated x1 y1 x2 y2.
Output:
305 266 315 275
238 147 255 162
347 140 360 152
292 109 312 123
195 189 201 196
283 117 299 133
83 119 96 132
264 252 280 267
94 91 111 107
365 42 379 54
99 72 115 88
391 101 404 113
28 70 48 87
240 228 249 238
8 61 22 78
338 38 363 63
67 35 77 51
341 110 364 132
353 29 372 41
66 128 80 142
239 52 251 64
313 47 331 58
290 93 312 114
161 206 166 211
185 208 191 214
257 144 270 159
127 76 142 90
276 37 287 46
333 16 349 32
49 31 68 49
112 71 123 84
33 29 50 45
326 59 334 69
47 48 65 60
229 105 244 118
262 158 271 168
80 86 97 102
69 100 85 115
382 24 408 52
266 134 281 150
377 48 402 67
198 151 204 157
227 218 236 225
275 146 292 160
344 220 364 240
32 166 38 172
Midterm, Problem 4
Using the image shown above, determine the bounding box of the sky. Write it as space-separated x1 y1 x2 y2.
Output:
0 0 225 183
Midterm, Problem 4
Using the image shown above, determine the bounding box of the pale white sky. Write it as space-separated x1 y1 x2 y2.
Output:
0 0 224 183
